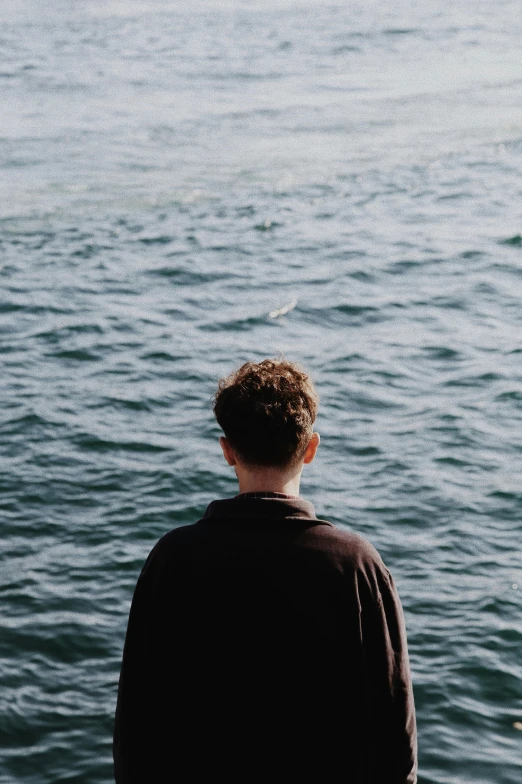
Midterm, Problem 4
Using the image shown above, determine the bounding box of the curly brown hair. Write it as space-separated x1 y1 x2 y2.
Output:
213 358 319 467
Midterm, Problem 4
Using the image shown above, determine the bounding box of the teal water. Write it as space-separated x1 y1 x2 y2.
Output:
1 1 522 781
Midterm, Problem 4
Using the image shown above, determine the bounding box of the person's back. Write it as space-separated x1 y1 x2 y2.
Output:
114 360 417 782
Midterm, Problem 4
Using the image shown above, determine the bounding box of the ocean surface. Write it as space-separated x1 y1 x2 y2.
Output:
1 0 522 781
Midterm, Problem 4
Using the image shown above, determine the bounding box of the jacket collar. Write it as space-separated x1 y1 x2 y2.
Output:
202 495 330 524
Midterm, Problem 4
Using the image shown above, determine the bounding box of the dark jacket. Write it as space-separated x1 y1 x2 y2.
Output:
114 495 417 783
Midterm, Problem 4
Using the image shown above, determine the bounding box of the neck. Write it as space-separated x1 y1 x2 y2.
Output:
235 465 302 497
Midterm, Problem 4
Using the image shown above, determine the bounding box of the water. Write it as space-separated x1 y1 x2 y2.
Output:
1 1 522 781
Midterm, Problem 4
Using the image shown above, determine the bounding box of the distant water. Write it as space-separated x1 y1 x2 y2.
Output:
1 1 522 781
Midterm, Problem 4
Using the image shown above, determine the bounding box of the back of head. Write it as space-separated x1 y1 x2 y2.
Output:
213 358 319 468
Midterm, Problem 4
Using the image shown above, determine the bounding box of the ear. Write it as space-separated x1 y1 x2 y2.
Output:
303 432 320 465
219 436 237 466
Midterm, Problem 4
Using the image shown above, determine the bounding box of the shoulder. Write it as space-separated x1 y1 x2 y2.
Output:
306 524 404 615
138 522 201 577
151 521 201 556
302 521 390 576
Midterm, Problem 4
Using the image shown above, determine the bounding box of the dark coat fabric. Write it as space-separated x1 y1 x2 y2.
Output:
113 495 417 783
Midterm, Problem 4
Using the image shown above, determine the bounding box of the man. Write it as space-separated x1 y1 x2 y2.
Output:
114 359 417 783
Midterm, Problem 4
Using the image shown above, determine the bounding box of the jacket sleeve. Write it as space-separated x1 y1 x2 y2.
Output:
113 547 159 784
357 561 418 783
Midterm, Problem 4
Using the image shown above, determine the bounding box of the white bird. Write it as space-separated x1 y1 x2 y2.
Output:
268 299 298 319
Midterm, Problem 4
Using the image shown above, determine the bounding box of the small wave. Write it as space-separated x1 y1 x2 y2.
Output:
49 349 100 362
73 434 171 453
138 235 174 245
495 390 522 402
499 234 522 246
71 244 112 258
198 314 268 332
382 28 420 35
